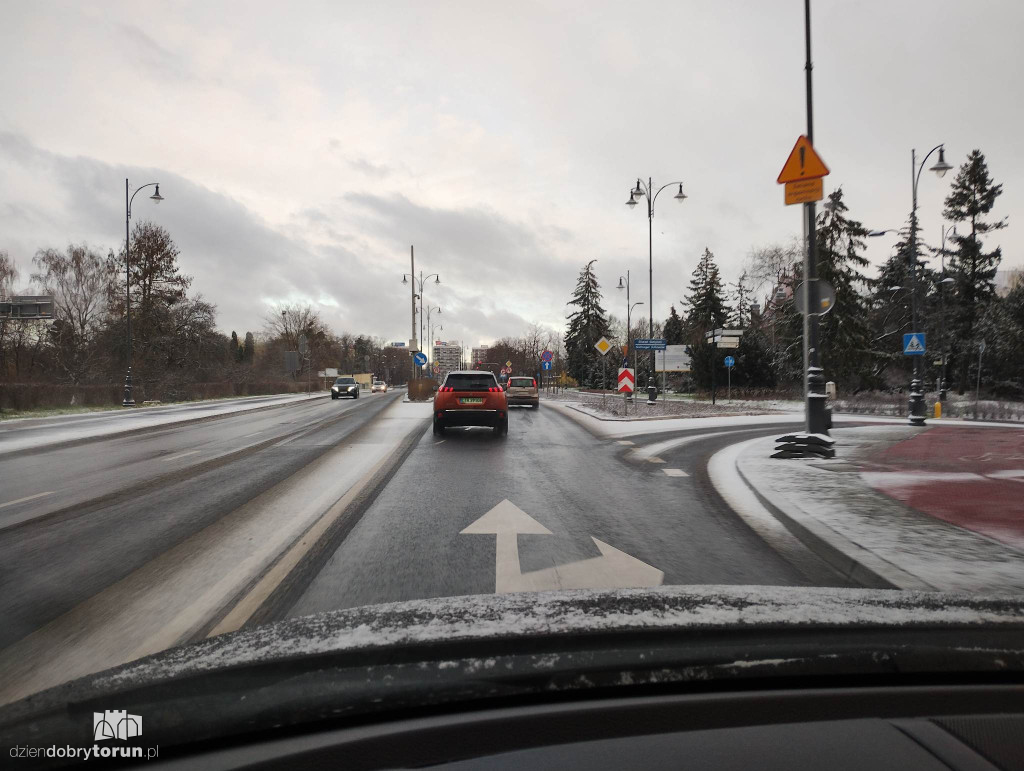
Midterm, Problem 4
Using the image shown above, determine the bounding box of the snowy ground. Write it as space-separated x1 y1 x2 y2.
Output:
734 428 1024 593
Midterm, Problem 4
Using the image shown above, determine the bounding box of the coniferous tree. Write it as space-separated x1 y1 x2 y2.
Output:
814 188 874 390
683 248 730 388
663 306 685 345
564 260 610 387
243 332 255 364
943 150 1006 393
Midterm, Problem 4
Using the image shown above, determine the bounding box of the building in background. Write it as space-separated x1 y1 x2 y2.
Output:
471 345 489 369
995 268 1023 298
433 341 462 380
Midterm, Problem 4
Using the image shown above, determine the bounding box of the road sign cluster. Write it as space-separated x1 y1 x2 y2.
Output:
633 338 667 350
706 328 743 349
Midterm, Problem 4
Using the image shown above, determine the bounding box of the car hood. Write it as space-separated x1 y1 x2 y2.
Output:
2 586 1022 753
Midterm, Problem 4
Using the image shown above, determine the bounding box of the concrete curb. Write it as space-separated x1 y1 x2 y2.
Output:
708 435 932 591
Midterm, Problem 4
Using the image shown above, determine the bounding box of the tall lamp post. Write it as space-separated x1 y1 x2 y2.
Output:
122 179 164 406
402 249 439 379
610 270 643 376
936 223 956 401
906 145 952 424
626 177 687 401
426 306 441 365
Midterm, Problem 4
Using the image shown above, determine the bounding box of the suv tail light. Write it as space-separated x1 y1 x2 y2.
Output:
531 379 537 388
488 386 502 392
439 386 454 392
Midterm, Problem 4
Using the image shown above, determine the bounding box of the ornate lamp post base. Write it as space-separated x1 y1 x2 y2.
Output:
908 376 927 426
122 368 136 407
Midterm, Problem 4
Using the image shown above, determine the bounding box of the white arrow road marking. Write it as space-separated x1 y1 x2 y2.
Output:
460 499 663 593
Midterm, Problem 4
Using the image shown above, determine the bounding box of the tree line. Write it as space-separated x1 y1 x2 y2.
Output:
0 221 411 406
564 149 1019 398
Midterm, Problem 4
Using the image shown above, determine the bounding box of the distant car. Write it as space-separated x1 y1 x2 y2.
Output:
505 376 539 408
371 380 388 393
433 370 507 436
331 376 359 399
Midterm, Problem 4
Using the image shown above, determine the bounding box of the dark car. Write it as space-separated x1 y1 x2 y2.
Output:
330 377 359 399
433 370 508 436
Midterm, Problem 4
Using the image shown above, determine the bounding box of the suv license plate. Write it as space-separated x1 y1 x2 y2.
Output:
459 397 483 404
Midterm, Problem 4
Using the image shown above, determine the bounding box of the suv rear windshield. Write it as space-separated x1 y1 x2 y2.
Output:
444 373 498 391
508 378 534 388
335 378 356 384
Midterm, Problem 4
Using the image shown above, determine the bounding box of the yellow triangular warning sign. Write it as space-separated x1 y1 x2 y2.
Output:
777 136 829 184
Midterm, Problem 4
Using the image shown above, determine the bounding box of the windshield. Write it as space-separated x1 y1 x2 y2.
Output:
0 0 1021 754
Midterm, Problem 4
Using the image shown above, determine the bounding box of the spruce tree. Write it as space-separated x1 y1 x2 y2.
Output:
814 188 874 390
663 306 685 345
564 260 610 387
943 150 1006 393
682 248 730 389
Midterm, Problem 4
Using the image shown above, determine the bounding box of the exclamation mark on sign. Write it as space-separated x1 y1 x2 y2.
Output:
799 146 805 176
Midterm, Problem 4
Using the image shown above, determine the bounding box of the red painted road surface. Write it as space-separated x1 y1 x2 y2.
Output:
862 426 1024 550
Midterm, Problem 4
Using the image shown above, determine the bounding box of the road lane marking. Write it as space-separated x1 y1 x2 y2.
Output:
434 439 446 444
461 499 663 592
628 430 733 462
0 491 55 510
616 440 635 445
647 456 666 464
662 468 688 477
163 450 200 462
241 431 263 438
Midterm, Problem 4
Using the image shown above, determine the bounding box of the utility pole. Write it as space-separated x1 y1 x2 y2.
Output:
410 246 416 382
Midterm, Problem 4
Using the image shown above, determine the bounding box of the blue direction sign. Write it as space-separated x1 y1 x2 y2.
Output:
634 338 667 350
541 360 552 370
902 333 926 356
541 349 553 362
724 356 735 368
413 351 428 366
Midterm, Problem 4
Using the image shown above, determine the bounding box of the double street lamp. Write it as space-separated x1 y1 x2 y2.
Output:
401 246 440 379
626 177 687 400
122 179 164 406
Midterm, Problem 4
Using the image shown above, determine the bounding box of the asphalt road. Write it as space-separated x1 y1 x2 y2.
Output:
0 393 854 705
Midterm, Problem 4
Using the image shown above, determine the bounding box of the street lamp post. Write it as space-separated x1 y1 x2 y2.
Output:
616 271 644 380
402 250 439 379
626 177 687 401
426 306 442 363
937 224 956 401
907 145 953 425
122 179 163 406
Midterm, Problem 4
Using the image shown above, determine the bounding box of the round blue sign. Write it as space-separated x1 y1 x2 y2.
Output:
724 356 735 368
413 351 427 366
541 349 553 362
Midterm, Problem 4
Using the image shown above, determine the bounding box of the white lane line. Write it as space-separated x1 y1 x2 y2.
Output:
241 431 264 438
616 440 635 446
629 430 733 461
662 468 689 477
163 450 200 462
647 456 666 464
0 491 55 510
434 439 446 445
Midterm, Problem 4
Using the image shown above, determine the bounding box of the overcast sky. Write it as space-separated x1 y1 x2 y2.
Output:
1 1 1019 347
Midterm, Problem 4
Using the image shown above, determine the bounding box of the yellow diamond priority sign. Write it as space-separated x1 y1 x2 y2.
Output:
594 336 612 356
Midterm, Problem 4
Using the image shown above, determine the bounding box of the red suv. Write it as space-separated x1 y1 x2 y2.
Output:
433 370 508 437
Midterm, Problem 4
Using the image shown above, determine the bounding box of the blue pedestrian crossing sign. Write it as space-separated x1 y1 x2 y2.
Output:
903 333 926 356
541 360 552 370
413 351 428 366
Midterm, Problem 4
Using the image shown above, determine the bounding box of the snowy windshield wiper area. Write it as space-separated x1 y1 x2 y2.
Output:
2 587 1022 762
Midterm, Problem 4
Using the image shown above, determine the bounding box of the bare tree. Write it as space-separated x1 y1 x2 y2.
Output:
31 244 117 383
